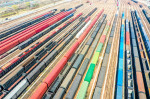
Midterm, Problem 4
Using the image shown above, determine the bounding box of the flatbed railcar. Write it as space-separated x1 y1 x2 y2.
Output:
135 10 150 61
131 10 148 98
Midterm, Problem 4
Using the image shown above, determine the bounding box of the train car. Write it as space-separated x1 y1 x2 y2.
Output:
142 9 150 24
115 12 125 99
0 14 82 99
135 10 150 63
29 9 104 99
131 10 148 98
131 0 138 3
0 9 76 55
125 19 135 98
93 13 118 99
86 0 90 3
139 5 143 8
2 10 97 98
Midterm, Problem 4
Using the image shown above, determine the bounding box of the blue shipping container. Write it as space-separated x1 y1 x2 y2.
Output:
117 69 123 86
120 37 124 42
119 49 123 58
118 58 123 70
116 86 122 99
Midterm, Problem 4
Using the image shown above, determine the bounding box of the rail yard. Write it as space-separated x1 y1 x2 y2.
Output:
0 0 150 98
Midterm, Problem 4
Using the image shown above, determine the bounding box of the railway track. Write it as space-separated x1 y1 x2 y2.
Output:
0 3 87 62
65 11 106 99
100 2 121 99
49 1 117 97
0 3 92 98
0 13 82 80
0 0 83 32
1 0 150 98
133 3 150 64
18 5 98 99
134 5 150 44
87 4 116 99
0 3 87 66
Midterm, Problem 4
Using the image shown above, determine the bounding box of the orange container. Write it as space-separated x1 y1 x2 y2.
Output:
100 35 106 43
126 32 130 45
139 43 143 50
137 37 141 43
1 62 12 70
136 32 140 37
30 82 48 99
140 51 145 58
136 72 145 92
